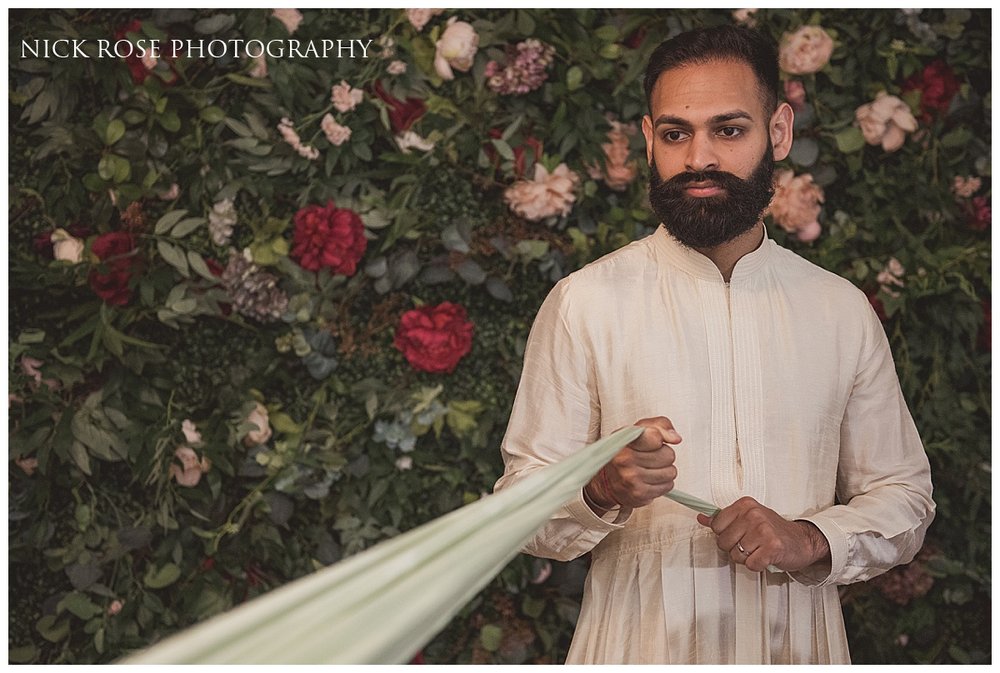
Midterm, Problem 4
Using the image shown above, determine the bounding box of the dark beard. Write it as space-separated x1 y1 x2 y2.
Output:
648 145 775 249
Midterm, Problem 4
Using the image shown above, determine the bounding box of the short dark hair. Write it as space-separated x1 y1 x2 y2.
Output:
643 25 779 117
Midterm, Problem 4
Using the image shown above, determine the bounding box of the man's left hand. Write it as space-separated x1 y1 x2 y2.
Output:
696 497 830 573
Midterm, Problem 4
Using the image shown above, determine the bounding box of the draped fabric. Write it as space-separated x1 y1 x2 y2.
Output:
495 225 934 664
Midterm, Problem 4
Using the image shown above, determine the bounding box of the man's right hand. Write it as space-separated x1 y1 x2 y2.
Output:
584 416 680 512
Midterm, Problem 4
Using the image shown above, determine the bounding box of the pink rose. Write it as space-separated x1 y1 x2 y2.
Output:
330 80 363 113
181 419 202 446
434 17 478 80
504 163 580 221
406 8 443 32
769 169 824 241
597 121 639 191
272 9 303 34
784 80 807 112
387 60 407 75
20 356 58 390
321 114 352 146
779 26 834 75
243 402 273 447
855 92 918 152
169 446 211 487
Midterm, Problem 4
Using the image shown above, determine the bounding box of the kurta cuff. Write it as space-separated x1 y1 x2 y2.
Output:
566 488 633 530
790 515 848 586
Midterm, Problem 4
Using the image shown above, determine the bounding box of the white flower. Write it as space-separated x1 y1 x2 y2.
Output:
50 228 84 264
387 60 407 76
395 130 435 154
272 8 303 34
181 419 203 446
208 198 238 246
321 114 352 146
395 455 413 471
433 17 478 80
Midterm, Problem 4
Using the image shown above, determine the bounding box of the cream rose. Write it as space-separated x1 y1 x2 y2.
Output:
395 130 435 154
434 17 478 80
243 402 273 447
855 91 918 152
504 163 580 222
769 169 824 241
321 114 352 146
779 26 834 75
330 80 363 113
51 228 84 264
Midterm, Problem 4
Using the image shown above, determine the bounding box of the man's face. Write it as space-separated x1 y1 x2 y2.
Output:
642 59 789 248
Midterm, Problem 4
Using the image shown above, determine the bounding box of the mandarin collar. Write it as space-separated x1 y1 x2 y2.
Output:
652 224 774 284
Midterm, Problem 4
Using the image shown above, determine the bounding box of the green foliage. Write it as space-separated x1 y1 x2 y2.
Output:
8 7 990 665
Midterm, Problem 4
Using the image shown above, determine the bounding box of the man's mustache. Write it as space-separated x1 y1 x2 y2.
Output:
662 170 747 190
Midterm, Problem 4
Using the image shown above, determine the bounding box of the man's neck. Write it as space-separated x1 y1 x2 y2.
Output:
693 222 766 283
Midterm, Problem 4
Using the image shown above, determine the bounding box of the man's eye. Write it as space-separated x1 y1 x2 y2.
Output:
662 130 687 142
718 127 743 138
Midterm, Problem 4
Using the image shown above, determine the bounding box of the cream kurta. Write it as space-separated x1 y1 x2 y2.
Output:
495 226 934 664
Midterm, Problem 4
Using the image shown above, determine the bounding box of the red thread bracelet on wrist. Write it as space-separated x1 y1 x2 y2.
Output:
597 466 620 508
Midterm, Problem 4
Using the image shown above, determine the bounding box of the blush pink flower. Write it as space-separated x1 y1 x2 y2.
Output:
406 8 443 32
877 258 906 298
243 402 273 447
504 163 580 221
16 456 38 476
784 80 807 112
321 114 352 146
272 9 303 34
434 17 478 80
277 117 320 160
594 121 639 191
779 26 834 75
952 175 982 199
169 446 211 487
387 60 407 75
855 92 918 152
50 228 85 264
769 169 824 241
181 419 203 446
330 80 363 113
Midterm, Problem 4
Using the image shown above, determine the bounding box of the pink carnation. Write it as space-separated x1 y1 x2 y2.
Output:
330 80 363 113
406 8 443 32
321 114 352 146
769 169 824 241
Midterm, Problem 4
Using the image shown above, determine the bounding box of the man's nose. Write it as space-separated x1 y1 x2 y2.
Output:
684 133 720 173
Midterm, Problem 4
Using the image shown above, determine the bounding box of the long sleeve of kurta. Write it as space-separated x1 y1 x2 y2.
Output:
494 226 934 664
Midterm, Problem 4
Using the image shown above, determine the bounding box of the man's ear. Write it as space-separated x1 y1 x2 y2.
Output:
769 102 794 162
642 114 655 165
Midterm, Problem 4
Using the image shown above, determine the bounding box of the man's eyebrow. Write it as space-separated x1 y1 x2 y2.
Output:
653 110 755 127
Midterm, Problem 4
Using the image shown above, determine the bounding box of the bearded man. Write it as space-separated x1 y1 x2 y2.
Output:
494 25 934 664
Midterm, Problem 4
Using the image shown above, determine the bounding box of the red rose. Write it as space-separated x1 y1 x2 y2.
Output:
394 302 474 374
964 196 991 232
485 129 543 178
903 60 961 122
89 231 140 306
372 80 427 133
290 201 367 276
114 20 178 86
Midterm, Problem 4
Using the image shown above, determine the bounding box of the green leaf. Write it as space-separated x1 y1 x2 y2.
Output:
97 155 115 181
68 440 92 475
59 592 102 620
834 126 865 154
225 73 274 89
155 210 188 235
157 240 191 277
490 138 515 161
36 615 69 643
105 119 126 146
200 106 226 124
566 65 583 91
195 13 235 34
158 110 182 133
171 217 206 238
8 644 37 663
480 624 503 652
144 563 182 589
187 251 218 282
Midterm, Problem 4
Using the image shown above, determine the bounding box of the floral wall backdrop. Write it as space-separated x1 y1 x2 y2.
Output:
8 8 990 664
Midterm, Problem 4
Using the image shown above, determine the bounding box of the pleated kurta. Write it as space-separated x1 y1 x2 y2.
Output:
495 225 935 664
